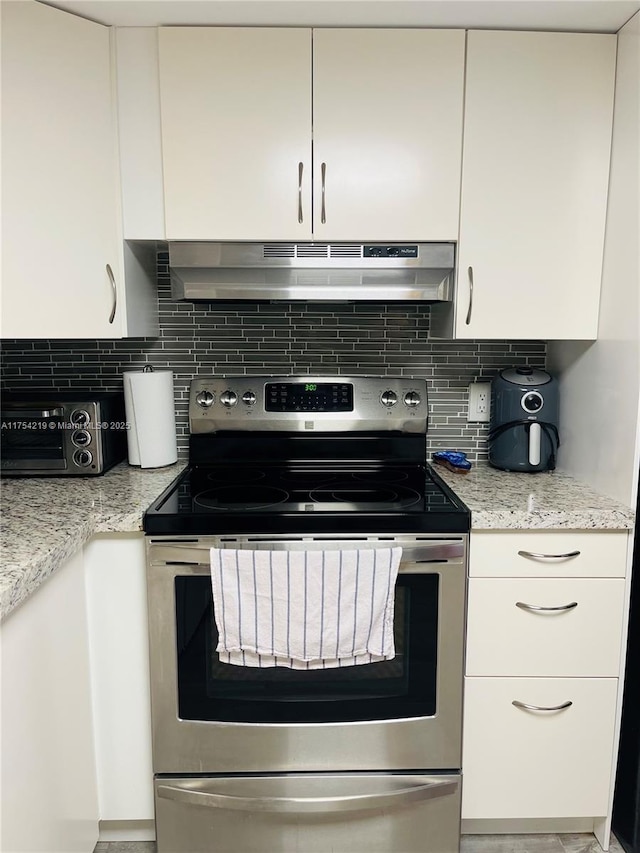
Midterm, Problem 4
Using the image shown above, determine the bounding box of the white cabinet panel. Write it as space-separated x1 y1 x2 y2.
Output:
454 31 616 340
158 28 464 242
469 531 628 578
462 677 618 819
1 1 158 339
159 27 313 241
85 534 154 821
466 577 625 676
312 29 465 241
0 549 99 852
1 0 121 338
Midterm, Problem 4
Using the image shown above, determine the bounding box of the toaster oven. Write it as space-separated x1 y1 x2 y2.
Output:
0 390 127 476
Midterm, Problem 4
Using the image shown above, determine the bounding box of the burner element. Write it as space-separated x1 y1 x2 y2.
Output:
195 486 289 511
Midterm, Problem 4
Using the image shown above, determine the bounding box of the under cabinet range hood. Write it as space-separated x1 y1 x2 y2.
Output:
168 242 455 302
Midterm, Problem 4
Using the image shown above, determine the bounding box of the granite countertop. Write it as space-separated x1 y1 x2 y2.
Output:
435 463 636 531
0 460 635 623
0 461 186 621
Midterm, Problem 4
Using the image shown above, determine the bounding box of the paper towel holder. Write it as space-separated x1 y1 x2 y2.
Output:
143 365 154 373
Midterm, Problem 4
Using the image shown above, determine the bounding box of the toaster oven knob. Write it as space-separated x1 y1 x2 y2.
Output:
242 391 257 406
70 409 90 426
196 390 215 408
380 390 398 407
220 390 238 408
72 429 91 447
404 391 422 407
73 449 93 467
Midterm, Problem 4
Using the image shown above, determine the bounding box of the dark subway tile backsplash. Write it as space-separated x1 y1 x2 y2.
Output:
0 251 546 460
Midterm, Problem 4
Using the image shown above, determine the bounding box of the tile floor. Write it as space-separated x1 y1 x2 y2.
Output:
94 834 626 853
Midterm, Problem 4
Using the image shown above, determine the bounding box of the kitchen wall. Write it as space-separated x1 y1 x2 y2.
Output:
0 251 546 460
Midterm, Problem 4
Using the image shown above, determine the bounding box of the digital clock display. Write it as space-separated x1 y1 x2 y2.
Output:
265 382 353 413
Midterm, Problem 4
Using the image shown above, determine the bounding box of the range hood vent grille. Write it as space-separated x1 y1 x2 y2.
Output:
168 242 456 303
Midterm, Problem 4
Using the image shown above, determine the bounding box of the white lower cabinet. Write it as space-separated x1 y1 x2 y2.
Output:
462 677 618 819
462 530 629 829
0 549 99 853
84 533 154 824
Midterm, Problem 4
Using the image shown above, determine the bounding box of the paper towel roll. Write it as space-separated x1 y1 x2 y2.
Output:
123 368 178 468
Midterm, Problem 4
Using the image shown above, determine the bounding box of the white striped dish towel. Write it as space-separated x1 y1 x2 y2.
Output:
210 547 402 669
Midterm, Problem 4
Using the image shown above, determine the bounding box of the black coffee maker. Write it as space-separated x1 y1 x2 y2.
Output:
488 367 559 473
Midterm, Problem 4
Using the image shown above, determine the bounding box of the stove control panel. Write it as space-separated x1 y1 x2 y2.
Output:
190 376 428 434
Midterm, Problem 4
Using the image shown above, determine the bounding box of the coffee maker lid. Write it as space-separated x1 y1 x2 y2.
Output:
500 367 552 386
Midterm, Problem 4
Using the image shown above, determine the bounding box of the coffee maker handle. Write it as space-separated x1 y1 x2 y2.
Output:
529 422 541 466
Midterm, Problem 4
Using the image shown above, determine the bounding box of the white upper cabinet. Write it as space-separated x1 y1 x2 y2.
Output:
158 28 465 241
159 28 313 241
450 31 616 341
1 1 157 340
312 29 465 241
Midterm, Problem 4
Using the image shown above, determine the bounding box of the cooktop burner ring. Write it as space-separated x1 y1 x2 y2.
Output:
194 485 290 511
308 484 422 510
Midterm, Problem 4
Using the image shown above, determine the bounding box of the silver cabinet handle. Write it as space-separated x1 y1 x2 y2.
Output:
320 161 327 224
512 700 573 712
516 601 578 612
106 263 117 324
157 777 458 814
297 162 304 224
465 266 474 325
518 550 581 560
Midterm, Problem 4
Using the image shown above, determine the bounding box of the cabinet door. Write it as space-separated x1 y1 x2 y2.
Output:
456 31 616 340
1 0 123 338
313 29 465 241
159 28 312 241
469 530 628 578
462 677 618 819
466 577 625 677
0 549 99 852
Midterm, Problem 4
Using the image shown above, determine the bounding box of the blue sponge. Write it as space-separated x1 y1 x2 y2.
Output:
432 450 472 473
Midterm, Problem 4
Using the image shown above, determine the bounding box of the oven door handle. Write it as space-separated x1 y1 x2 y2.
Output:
156 777 459 814
150 542 465 567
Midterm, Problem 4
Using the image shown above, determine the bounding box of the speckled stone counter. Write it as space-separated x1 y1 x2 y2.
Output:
0 461 186 621
1 460 635 622
435 463 635 531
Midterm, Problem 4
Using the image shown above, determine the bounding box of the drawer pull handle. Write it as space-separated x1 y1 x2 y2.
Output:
517 550 581 560
515 601 578 613
512 700 573 712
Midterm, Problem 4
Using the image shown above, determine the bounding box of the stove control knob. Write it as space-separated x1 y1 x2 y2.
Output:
404 391 422 408
220 390 238 408
380 390 398 407
196 390 215 408
242 391 257 406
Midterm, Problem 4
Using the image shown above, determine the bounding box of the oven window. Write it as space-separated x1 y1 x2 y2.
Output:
1 417 64 460
175 574 438 723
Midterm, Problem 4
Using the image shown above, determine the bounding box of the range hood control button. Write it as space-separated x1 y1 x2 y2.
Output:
196 390 215 408
404 391 421 407
380 390 398 407
220 390 238 408
242 391 257 406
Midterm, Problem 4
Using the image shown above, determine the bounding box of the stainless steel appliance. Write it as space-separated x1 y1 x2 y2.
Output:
144 375 470 853
168 241 455 302
0 390 127 476
488 367 560 472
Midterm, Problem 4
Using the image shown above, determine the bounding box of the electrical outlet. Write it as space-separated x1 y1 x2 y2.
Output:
468 382 491 423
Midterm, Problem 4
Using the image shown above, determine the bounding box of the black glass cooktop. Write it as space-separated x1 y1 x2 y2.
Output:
144 462 470 535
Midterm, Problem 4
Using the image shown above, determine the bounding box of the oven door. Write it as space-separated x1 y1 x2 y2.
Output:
146 535 467 774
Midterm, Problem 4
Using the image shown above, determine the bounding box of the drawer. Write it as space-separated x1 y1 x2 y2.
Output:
469 530 628 578
462 676 618 820
466 577 625 676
